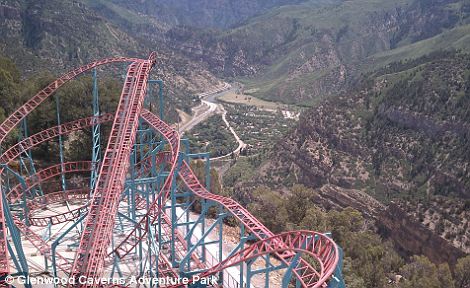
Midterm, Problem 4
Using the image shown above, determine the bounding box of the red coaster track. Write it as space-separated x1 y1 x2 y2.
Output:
0 54 339 288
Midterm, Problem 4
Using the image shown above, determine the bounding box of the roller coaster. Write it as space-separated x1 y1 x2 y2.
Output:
0 53 345 287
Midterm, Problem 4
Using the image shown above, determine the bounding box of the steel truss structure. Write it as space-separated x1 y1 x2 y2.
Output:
0 54 345 288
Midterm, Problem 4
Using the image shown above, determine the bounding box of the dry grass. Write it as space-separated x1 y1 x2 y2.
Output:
219 91 283 110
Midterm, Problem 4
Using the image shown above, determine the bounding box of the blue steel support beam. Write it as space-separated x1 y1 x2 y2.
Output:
147 80 164 120
1 165 28 225
184 192 191 265
135 140 163 164
282 252 302 287
216 206 225 284
205 155 210 191
181 139 190 160
6 241 21 274
158 80 164 120
239 224 246 288
169 153 184 267
90 68 101 195
19 119 43 197
182 200 210 270
1 191 30 287
182 204 209 244
129 150 137 222
327 232 346 288
179 216 222 271
55 95 67 192
51 213 87 281
186 152 211 264
266 255 271 287
246 259 254 288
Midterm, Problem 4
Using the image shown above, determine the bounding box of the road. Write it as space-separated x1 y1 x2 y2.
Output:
178 83 230 134
178 83 247 160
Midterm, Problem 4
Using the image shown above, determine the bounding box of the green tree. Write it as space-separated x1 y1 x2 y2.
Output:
0 69 20 113
17 72 122 161
327 207 363 244
0 56 20 82
380 241 405 279
342 257 366 288
344 232 389 288
285 184 317 224
248 186 289 233
437 263 454 288
318 207 403 288
0 57 21 145
454 255 470 288
299 206 328 231
398 256 441 288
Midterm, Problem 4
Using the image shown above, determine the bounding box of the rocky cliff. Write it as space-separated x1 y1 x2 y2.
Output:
240 51 470 263
0 0 222 119
166 0 470 104
378 203 465 267
97 0 309 29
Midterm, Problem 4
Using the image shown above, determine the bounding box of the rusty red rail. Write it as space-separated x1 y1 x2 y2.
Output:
69 53 157 285
12 216 72 273
111 109 180 258
0 114 113 165
0 56 138 277
0 53 339 288
27 188 89 211
113 109 338 287
7 161 93 204
174 231 338 288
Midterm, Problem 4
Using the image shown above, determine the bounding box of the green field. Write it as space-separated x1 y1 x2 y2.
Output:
186 115 238 158
218 91 285 110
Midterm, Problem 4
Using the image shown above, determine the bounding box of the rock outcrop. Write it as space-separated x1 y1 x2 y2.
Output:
378 203 465 267
247 52 470 264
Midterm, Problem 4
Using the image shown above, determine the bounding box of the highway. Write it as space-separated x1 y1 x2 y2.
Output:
178 83 247 160
178 83 230 134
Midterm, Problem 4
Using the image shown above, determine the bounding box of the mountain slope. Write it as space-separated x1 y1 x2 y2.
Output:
0 0 222 120
0 0 140 72
167 0 470 105
94 0 310 29
251 51 470 195
367 23 470 69
238 51 470 256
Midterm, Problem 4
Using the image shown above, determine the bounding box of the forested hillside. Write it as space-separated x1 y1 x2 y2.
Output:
223 52 470 283
168 0 470 104
0 0 469 287
0 0 221 121
90 0 309 29
258 51 470 200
